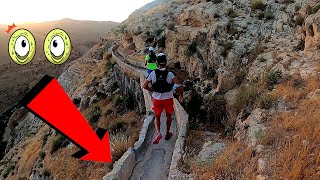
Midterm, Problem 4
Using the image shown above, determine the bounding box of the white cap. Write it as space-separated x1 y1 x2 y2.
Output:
149 47 155 51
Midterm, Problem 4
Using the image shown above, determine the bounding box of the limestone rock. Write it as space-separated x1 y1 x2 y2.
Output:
198 142 225 162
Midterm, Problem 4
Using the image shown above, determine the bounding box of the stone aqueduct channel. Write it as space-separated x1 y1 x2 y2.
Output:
104 47 190 180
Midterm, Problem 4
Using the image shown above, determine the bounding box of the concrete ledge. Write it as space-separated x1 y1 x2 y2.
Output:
168 99 190 180
103 148 136 180
133 114 154 152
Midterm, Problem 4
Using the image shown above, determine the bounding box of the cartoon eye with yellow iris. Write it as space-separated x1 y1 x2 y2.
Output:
44 29 72 65
8 29 36 65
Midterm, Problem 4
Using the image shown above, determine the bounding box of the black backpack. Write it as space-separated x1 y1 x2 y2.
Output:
151 69 174 93
148 52 157 63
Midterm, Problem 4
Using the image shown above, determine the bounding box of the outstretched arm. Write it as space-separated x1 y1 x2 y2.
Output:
173 77 184 102
142 80 152 92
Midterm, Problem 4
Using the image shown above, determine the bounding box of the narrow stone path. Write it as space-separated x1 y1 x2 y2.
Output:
113 50 178 180
130 112 177 180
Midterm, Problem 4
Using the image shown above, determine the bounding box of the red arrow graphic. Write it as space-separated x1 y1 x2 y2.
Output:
19 75 112 163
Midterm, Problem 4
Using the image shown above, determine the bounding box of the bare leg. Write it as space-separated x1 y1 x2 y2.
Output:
166 113 172 135
154 115 161 134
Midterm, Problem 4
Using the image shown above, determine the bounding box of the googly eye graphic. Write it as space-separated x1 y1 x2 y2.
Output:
44 29 72 65
8 29 36 65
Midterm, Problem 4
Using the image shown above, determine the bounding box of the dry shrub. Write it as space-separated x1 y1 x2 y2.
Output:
262 99 320 179
248 40 265 62
231 84 260 114
261 76 320 179
251 0 266 11
273 76 320 104
110 133 137 161
192 142 258 179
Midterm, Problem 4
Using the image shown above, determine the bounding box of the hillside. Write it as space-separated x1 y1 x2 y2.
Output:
1 0 320 179
0 19 118 114
106 0 320 179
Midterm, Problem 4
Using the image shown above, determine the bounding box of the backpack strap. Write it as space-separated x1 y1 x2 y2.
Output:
155 69 169 82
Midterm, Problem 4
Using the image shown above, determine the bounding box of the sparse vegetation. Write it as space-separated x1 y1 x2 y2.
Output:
226 20 238 36
227 9 239 18
51 134 67 154
118 24 127 34
232 84 260 114
192 142 258 179
282 0 294 4
264 11 275 20
186 41 198 57
295 15 305 26
43 168 51 177
266 70 282 89
306 5 312 15
251 0 266 11
220 41 234 57
39 151 46 159
157 36 166 48
87 105 101 123
312 4 320 14
153 28 164 36
248 40 265 62
105 59 114 72
259 93 275 109
167 22 175 30
113 95 134 113
261 76 320 179
110 133 136 161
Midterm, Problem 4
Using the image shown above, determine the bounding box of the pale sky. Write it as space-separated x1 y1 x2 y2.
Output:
0 0 153 24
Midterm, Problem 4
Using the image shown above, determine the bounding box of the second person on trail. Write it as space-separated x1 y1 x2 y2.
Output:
145 47 157 74
142 53 184 144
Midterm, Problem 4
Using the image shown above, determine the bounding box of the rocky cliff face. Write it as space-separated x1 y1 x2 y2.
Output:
106 0 320 178
108 0 320 127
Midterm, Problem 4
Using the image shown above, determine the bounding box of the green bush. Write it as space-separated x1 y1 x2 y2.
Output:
251 0 266 11
39 151 46 159
104 108 113 116
3 164 14 178
259 93 275 109
88 106 101 123
167 22 175 30
306 5 312 15
105 60 113 71
266 70 282 89
264 11 275 20
186 41 198 57
295 15 305 26
157 36 166 48
227 9 239 18
235 68 247 86
113 95 134 112
43 168 51 177
51 134 67 154
118 24 127 34
226 20 238 36
220 41 234 57
257 12 265 20
233 84 260 113
154 28 164 36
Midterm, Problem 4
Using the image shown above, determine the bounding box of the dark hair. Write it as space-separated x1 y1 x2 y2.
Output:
157 56 167 67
